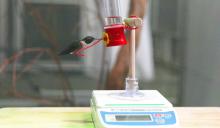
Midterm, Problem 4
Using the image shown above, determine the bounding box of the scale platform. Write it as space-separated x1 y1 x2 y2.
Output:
91 90 178 128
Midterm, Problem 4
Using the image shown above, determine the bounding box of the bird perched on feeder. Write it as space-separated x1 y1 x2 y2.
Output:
59 36 101 57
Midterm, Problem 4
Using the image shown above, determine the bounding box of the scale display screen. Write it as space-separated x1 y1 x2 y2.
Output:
115 115 152 121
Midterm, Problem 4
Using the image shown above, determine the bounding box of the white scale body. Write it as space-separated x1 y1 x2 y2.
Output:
91 90 178 128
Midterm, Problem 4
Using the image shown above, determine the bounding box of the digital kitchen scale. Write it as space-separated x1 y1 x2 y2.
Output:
90 7 178 127
91 90 178 128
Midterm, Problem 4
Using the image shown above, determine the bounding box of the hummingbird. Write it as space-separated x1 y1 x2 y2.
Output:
59 36 101 57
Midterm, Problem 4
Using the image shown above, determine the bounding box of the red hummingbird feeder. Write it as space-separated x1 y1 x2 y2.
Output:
103 23 127 47
102 0 127 47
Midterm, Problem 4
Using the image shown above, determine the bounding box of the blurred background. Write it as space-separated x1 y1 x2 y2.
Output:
0 0 220 107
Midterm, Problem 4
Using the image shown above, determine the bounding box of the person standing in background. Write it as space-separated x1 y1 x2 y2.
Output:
105 0 154 89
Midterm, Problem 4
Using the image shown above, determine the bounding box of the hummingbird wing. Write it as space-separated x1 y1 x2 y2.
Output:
59 41 80 55
59 36 98 56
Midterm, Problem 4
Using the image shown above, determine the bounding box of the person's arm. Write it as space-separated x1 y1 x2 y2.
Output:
105 0 147 90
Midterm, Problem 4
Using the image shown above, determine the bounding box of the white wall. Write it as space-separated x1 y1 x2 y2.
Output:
183 0 220 106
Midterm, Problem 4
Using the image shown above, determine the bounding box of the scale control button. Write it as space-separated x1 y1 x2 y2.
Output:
154 114 166 118
154 114 161 118
165 114 172 119
155 119 165 124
